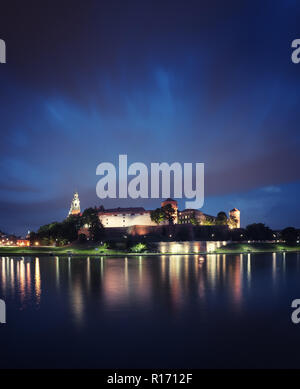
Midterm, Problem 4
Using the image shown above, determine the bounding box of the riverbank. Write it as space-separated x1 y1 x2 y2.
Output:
0 245 124 256
215 242 300 254
0 242 299 256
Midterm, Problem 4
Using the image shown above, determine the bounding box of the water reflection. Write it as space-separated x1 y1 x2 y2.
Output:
1 257 6 292
35 258 41 304
71 278 84 325
20 259 25 303
1 253 296 325
103 258 130 306
55 256 60 288
247 253 251 286
26 262 31 298
231 255 242 306
0 257 41 309
272 253 277 283
86 257 91 291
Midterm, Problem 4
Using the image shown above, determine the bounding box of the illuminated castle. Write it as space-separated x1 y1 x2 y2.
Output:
229 208 240 228
71 192 240 229
68 192 81 216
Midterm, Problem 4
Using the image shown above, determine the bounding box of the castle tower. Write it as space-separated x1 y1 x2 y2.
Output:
161 198 178 224
68 192 81 216
229 208 240 228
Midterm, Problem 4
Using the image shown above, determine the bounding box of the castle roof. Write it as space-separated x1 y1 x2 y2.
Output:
179 209 203 213
98 207 148 215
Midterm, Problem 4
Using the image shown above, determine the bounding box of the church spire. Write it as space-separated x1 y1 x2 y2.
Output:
68 192 81 216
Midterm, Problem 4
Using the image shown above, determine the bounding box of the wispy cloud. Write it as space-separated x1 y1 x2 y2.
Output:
260 186 281 193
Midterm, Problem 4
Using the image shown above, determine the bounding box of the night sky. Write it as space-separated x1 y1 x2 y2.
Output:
0 0 300 235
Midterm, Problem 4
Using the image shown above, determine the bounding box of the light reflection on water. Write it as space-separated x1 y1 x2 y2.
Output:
0 256 42 308
0 253 293 324
2 252 300 368
1 254 246 319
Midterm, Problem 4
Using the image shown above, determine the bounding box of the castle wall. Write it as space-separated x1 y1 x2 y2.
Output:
99 211 159 228
78 223 230 243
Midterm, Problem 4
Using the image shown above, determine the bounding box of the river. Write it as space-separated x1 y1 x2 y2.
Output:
1 253 300 368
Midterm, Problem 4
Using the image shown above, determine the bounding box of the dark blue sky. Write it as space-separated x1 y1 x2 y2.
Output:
0 0 300 235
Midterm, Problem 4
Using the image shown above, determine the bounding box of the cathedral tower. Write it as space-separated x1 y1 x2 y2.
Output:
68 192 81 216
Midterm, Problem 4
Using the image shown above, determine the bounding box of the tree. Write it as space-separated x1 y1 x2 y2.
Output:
81 207 104 242
246 223 273 241
202 216 215 226
30 206 105 246
33 214 83 246
216 211 228 226
60 215 82 243
281 227 298 244
36 223 57 244
29 231 39 245
150 208 165 225
78 233 87 243
190 216 198 226
130 243 147 253
230 228 247 241
150 204 176 225
162 204 176 225
40 237 51 245
187 211 199 226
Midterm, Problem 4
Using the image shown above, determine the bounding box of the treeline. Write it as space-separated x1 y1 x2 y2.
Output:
190 223 299 243
29 206 300 247
150 207 239 228
29 207 104 246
